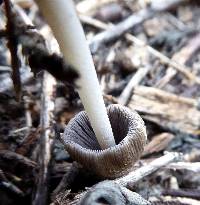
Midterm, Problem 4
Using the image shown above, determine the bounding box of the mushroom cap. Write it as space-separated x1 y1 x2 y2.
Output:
62 104 147 179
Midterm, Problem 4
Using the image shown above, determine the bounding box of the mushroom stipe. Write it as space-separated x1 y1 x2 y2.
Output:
62 104 147 179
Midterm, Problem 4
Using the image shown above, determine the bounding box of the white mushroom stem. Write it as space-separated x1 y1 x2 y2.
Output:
35 0 115 149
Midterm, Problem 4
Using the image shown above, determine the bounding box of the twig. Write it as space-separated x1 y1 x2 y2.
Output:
0 150 37 169
52 162 81 200
81 15 200 104
125 34 200 84
4 0 21 100
89 8 153 52
6 2 57 204
118 65 152 105
0 168 24 196
89 0 188 53
32 72 56 205
10 126 29 134
163 189 200 200
155 32 200 88
1 181 24 196
142 133 175 157
23 96 32 128
166 162 200 172
86 15 200 83
115 152 181 188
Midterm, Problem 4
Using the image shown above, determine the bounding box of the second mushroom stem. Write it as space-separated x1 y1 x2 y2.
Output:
35 0 116 149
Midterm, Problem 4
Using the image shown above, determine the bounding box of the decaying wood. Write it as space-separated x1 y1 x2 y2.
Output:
89 0 188 52
128 86 200 135
81 15 200 86
32 72 56 205
143 133 175 157
0 150 37 170
1 0 199 204
156 32 200 88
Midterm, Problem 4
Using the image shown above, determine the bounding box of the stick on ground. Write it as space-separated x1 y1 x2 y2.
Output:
115 152 181 188
89 0 188 52
32 72 56 205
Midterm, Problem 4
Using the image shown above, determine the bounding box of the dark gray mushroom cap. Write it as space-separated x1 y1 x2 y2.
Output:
62 104 147 179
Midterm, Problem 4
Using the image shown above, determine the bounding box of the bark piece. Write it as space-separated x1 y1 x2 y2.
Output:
143 133 175 157
128 86 200 135
0 150 36 171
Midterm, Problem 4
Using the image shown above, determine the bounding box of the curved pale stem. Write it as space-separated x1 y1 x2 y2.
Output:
35 0 115 149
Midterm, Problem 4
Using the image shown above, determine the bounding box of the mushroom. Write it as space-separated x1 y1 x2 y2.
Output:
35 0 115 149
62 104 146 179
35 0 147 178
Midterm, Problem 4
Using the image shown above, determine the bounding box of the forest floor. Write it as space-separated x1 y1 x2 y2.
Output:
0 0 200 204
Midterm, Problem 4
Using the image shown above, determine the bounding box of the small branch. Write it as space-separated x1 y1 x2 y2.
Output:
32 72 56 205
125 34 200 84
89 8 153 52
52 162 81 200
115 152 181 188
81 15 200 104
1 181 24 197
0 169 24 197
4 0 21 100
166 162 200 172
163 189 200 200
5 2 58 205
155 32 200 87
118 65 152 105
0 150 37 168
89 0 188 52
